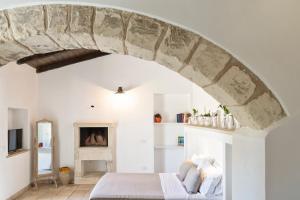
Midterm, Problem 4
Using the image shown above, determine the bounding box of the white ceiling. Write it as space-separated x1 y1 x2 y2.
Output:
1 0 300 116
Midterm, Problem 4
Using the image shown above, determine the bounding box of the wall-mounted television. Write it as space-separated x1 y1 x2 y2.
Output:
8 129 23 152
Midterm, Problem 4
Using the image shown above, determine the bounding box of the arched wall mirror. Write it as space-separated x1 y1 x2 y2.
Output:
33 120 57 188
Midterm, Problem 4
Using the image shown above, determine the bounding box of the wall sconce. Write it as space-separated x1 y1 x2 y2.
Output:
115 86 125 94
112 86 129 111
112 86 133 110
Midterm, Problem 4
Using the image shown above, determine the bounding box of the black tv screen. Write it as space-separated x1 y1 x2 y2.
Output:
8 129 23 152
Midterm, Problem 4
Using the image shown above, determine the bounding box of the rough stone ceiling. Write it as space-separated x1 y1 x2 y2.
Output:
0 5 286 129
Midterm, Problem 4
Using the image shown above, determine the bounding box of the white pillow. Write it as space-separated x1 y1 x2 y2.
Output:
212 164 223 195
178 160 194 181
213 178 223 196
199 165 222 196
183 166 202 194
191 154 215 170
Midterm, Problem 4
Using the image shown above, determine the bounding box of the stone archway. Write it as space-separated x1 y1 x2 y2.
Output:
0 5 285 129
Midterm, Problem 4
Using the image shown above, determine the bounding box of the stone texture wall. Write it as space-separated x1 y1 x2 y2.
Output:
0 4 286 129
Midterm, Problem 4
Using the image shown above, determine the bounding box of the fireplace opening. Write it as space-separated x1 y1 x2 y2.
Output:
80 127 108 147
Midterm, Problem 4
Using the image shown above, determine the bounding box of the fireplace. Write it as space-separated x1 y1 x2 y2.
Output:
74 122 116 184
80 127 108 147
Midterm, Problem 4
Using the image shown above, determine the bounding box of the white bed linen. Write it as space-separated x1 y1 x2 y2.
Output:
159 173 222 200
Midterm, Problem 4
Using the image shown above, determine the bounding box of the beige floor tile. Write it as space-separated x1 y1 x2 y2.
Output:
69 190 91 200
15 184 93 200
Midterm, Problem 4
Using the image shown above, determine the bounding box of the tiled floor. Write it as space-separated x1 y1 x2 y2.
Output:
16 184 94 200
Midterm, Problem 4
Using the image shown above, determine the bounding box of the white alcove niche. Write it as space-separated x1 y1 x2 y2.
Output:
153 93 190 173
7 108 30 156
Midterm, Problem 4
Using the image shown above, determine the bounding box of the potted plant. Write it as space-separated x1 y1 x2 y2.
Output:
197 114 204 126
59 167 71 185
192 108 198 117
211 112 218 127
191 108 198 125
218 105 235 129
226 113 235 129
217 105 227 128
203 112 212 126
219 105 230 115
154 113 162 123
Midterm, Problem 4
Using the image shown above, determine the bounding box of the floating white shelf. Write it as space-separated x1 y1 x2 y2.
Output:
7 149 29 158
184 124 235 134
154 145 184 150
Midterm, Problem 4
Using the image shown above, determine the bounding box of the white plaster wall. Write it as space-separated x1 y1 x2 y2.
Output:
37 54 218 173
0 63 38 199
0 0 299 117
232 128 267 200
266 114 300 200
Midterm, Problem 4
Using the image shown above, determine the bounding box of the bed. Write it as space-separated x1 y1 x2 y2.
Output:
89 173 222 200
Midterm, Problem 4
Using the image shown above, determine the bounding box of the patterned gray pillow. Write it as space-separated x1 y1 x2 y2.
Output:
178 161 194 181
183 166 202 193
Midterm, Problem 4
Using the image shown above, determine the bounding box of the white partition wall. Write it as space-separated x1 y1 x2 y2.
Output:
184 126 233 200
232 129 266 200
224 143 232 200
154 147 184 173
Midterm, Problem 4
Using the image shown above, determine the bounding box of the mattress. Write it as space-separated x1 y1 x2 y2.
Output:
89 173 222 200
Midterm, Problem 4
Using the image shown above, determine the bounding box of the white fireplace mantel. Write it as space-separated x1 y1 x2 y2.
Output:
74 122 116 184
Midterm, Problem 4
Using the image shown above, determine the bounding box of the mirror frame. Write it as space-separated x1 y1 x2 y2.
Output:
33 119 57 188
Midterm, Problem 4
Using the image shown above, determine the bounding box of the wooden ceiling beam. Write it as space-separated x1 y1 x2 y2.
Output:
17 49 110 73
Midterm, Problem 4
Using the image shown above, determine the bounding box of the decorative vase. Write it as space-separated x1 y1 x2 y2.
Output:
226 114 235 129
191 116 198 125
204 116 212 126
217 110 226 129
211 116 218 127
197 116 205 126
234 118 240 129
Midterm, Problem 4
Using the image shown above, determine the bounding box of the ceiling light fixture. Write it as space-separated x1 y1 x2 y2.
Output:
115 86 125 94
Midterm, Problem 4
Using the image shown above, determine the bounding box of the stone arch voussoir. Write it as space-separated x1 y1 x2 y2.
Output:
0 4 286 129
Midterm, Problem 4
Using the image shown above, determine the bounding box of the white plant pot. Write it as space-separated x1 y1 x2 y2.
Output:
197 116 205 126
226 115 235 129
217 110 226 128
59 172 70 185
212 116 217 127
191 116 198 125
204 117 212 126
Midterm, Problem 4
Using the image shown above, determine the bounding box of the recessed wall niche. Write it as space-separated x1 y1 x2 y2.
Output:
7 108 29 156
